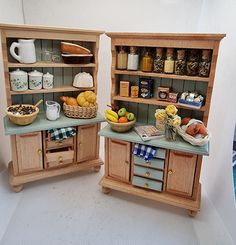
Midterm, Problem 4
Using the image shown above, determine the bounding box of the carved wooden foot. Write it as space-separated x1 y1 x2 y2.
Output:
188 210 198 217
102 186 110 194
94 165 101 172
11 184 23 193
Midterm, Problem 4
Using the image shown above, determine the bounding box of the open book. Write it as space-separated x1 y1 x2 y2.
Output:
134 125 165 141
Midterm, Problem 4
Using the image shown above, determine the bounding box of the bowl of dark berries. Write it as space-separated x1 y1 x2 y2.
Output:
6 104 39 126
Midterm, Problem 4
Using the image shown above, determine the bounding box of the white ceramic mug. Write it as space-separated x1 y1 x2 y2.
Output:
10 39 36 64
46 101 60 121
28 70 43 90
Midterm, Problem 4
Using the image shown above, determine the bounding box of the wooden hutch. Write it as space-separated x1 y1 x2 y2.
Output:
99 32 225 216
0 23 105 192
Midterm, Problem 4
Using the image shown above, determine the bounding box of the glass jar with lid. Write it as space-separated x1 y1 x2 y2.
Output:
174 49 186 75
153 47 164 73
141 50 153 72
199 49 211 77
127 46 139 70
187 50 199 76
117 46 128 70
164 48 174 74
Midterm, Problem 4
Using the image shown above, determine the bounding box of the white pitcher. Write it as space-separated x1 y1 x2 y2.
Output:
10 39 36 64
46 101 60 121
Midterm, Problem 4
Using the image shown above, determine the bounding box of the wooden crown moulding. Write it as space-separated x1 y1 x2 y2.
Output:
106 32 226 41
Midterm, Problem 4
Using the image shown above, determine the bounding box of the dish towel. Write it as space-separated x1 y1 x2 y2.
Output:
48 127 76 141
133 143 157 161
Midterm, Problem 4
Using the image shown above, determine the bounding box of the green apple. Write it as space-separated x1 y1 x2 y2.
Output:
118 108 126 117
127 112 135 121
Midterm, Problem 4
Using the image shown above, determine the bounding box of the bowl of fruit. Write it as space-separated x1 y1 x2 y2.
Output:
105 106 136 133
177 118 210 146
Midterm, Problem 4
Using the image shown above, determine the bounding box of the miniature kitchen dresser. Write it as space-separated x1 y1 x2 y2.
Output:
99 32 225 216
0 23 105 192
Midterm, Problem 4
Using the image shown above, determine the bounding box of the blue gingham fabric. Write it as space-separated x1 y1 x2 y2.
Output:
48 127 76 141
133 143 157 161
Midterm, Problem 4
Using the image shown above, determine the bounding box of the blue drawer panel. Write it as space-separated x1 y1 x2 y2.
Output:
154 148 166 159
133 155 165 170
134 165 164 181
132 176 163 192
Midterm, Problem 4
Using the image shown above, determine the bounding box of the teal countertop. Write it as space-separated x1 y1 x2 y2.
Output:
99 124 209 156
4 112 105 135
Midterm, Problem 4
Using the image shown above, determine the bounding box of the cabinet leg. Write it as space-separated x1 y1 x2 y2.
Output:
11 184 23 193
94 165 101 172
188 210 198 217
102 186 110 194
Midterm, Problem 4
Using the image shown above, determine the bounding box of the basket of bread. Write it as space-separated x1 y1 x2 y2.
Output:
60 91 97 119
177 118 210 146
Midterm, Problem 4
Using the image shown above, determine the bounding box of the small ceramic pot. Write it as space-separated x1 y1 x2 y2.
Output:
28 70 43 90
43 72 54 89
10 68 28 91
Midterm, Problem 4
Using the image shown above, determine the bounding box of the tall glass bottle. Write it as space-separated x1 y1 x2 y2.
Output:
199 49 211 77
153 48 164 73
117 46 128 70
174 49 186 75
164 48 174 74
141 50 153 72
127 46 139 70
187 50 199 76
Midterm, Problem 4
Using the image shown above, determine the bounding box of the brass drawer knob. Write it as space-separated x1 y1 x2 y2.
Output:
146 161 151 166
58 156 63 162
168 169 173 175
125 160 129 165
58 140 63 145
38 149 42 154
145 171 150 177
144 183 149 188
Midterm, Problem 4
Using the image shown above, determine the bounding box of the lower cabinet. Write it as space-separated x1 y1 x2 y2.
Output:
15 132 43 174
77 124 99 162
166 150 197 197
107 138 131 183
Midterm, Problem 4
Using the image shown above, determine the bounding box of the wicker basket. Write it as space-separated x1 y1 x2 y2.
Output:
63 103 97 119
177 119 211 146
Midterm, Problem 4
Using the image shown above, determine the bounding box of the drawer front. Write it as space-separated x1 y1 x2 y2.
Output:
154 148 166 159
46 137 74 149
134 165 164 181
133 155 165 170
132 176 163 192
45 150 74 169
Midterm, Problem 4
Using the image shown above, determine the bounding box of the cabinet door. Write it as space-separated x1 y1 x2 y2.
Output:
16 132 43 174
77 124 98 162
166 150 197 197
108 139 131 183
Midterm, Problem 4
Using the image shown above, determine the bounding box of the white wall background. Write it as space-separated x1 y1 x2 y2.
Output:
0 0 236 242
0 0 24 171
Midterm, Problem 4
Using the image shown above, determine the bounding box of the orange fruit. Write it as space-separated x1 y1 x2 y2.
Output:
125 111 129 117
118 117 128 123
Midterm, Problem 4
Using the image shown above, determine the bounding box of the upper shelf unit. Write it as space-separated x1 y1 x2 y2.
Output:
8 62 96 68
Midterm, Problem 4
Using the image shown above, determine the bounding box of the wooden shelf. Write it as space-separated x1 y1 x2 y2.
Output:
114 70 209 82
10 86 95 95
8 62 96 68
113 95 206 112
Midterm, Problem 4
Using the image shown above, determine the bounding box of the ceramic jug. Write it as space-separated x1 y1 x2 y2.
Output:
46 101 60 121
10 39 36 64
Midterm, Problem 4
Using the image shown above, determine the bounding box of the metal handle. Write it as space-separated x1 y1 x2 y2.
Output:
58 140 63 145
168 169 173 175
145 171 150 177
38 149 42 154
58 156 63 162
144 183 149 188
125 160 129 165
146 160 151 166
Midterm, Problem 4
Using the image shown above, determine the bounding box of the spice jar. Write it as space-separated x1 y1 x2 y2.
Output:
117 46 127 70
141 50 153 72
187 50 199 76
199 49 211 77
127 46 139 70
153 48 164 73
164 48 174 74
174 49 186 75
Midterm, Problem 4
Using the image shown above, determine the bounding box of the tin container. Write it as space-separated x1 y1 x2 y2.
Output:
139 78 154 98
119 81 130 97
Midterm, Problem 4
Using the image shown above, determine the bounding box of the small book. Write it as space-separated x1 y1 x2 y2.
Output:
134 125 165 141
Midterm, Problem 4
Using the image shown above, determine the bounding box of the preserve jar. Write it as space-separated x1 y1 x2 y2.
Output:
199 49 211 77
153 47 164 73
127 46 139 70
187 50 199 76
174 49 186 75
117 46 127 70
141 50 153 72
164 48 174 74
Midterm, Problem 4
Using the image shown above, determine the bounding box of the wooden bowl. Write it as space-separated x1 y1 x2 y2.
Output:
107 119 136 133
61 42 91 54
62 54 93 64
6 104 39 126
